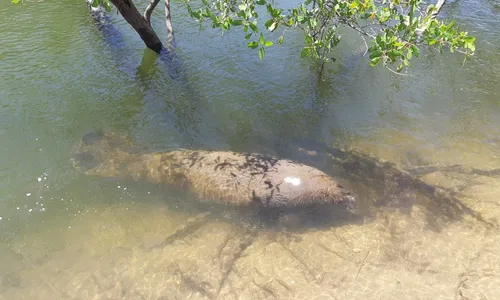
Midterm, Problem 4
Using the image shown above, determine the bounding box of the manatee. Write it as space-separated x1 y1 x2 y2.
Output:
71 130 356 210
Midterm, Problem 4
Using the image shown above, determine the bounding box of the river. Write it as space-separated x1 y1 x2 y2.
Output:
0 0 499 299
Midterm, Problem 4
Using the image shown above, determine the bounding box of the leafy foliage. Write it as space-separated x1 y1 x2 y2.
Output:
182 0 476 72
89 0 113 12
13 0 476 72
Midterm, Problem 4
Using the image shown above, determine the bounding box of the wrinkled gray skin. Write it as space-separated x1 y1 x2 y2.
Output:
71 130 356 211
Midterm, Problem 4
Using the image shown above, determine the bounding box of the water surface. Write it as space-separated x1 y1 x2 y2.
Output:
0 0 499 299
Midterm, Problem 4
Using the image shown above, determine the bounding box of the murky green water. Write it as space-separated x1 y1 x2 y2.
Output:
1 0 499 299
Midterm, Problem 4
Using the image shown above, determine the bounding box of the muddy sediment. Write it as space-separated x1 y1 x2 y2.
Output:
1 140 499 300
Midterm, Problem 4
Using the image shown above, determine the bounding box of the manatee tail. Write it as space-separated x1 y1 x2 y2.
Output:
71 130 135 175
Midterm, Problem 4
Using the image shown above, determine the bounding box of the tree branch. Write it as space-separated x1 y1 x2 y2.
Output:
165 0 175 45
432 0 446 18
342 21 377 39
144 0 160 25
142 0 175 47
110 0 163 53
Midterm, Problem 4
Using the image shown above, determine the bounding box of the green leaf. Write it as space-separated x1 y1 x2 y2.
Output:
301 48 310 58
256 0 266 5
259 47 265 60
272 8 282 18
259 32 265 44
426 4 436 14
268 22 277 32
387 49 402 61
397 63 403 72
247 41 259 49
305 35 313 44
308 18 317 28
370 56 382 66
446 20 456 30
237 11 246 18
263 41 273 47
231 20 243 26
103 1 112 12
349 1 359 9
244 33 253 40
249 23 258 32
278 35 284 44
406 48 412 59
410 45 419 57
467 43 475 52
369 49 383 59
464 36 475 43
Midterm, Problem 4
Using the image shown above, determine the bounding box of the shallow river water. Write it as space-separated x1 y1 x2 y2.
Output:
0 0 499 299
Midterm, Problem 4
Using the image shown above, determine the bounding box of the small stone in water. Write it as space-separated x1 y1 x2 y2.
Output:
26 193 31 196
37 177 42 182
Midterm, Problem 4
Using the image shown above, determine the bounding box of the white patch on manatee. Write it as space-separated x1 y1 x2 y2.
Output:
284 176 302 186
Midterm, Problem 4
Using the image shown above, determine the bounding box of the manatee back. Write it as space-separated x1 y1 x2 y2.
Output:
175 151 355 209
262 161 355 208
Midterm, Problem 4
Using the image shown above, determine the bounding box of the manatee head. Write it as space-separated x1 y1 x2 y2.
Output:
71 130 133 176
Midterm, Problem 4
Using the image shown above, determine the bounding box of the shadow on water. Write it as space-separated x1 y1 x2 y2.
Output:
145 186 362 235
87 4 182 81
86 4 204 144
270 137 497 232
